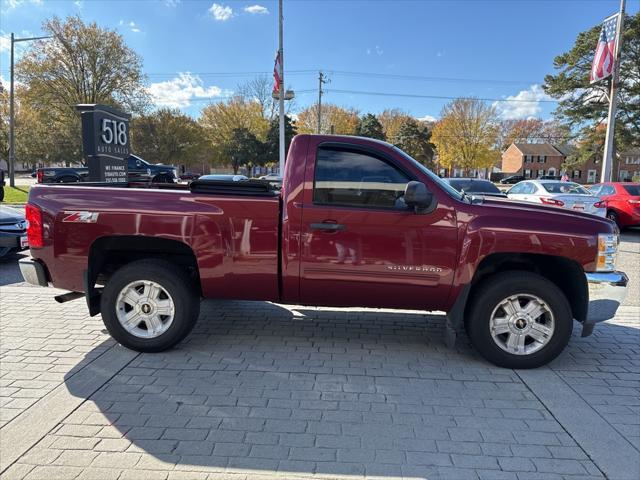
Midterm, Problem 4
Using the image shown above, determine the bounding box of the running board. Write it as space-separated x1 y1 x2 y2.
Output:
54 291 84 303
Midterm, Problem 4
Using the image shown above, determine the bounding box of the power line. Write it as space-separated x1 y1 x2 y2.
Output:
326 88 559 103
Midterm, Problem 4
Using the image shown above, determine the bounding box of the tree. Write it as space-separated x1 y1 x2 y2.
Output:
377 109 414 142
236 75 296 121
296 103 359 135
499 118 570 150
543 12 640 157
431 98 501 173
14 15 148 166
131 108 209 168
392 118 435 166
199 96 269 166
262 115 297 165
356 113 386 140
224 128 262 174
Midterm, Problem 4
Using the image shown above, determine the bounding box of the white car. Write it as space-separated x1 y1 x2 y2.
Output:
506 180 606 217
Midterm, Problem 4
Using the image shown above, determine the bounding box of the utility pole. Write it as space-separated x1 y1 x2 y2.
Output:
8 33 53 188
601 0 626 183
317 71 328 134
277 0 285 176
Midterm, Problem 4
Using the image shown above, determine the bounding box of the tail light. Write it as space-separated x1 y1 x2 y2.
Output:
540 197 565 206
36 169 43 183
594 201 606 208
25 203 44 248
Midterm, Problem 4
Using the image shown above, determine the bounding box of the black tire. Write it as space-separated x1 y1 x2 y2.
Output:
100 259 200 352
607 210 620 227
152 174 173 184
466 271 573 369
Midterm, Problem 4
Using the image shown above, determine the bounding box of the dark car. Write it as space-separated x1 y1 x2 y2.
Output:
35 155 178 184
0 206 28 258
179 171 201 182
443 178 507 198
500 174 525 184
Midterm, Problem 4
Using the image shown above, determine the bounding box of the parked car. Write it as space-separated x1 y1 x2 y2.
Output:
0 206 28 258
198 174 249 182
507 180 606 217
35 155 177 184
537 174 562 181
258 174 283 189
589 182 640 227
500 174 525 184
19 134 627 369
442 178 507 198
179 172 200 182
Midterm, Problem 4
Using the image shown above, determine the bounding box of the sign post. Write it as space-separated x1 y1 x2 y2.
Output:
76 104 130 183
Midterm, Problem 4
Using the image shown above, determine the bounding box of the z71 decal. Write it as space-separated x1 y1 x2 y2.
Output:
62 211 100 223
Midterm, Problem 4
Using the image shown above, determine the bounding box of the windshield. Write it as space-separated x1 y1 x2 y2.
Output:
393 147 464 200
541 182 589 194
448 179 501 194
623 185 640 195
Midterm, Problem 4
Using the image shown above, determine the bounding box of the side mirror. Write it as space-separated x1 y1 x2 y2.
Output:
404 181 434 214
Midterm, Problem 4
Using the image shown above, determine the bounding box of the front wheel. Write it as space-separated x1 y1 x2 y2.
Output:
466 271 573 369
607 210 620 227
100 259 200 352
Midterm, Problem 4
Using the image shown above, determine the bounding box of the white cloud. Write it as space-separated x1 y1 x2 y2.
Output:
74 0 83 9
2 0 42 11
366 46 383 56
165 0 181 6
119 20 142 33
0 34 10 53
417 115 437 123
209 3 233 21
244 5 269 15
493 84 551 120
148 73 228 108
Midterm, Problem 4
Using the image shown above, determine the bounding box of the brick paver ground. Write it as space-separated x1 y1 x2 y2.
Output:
0 233 638 479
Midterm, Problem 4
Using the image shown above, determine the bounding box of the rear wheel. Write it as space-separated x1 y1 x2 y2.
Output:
607 210 620 226
466 271 573 369
100 259 200 352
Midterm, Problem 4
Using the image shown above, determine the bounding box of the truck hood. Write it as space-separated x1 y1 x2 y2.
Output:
477 196 614 231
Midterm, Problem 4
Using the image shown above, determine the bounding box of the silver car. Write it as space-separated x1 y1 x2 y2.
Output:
506 180 606 217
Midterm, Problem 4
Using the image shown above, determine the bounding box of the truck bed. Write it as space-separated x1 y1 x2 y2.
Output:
28 181 281 301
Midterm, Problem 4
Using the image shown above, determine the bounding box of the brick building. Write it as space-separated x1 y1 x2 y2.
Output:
501 143 565 180
617 148 640 182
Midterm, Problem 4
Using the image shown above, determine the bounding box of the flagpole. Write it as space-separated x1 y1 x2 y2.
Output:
600 0 625 183
278 0 285 176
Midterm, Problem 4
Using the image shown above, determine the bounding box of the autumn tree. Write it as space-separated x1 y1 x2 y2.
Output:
431 98 501 174
543 12 640 161
377 109 413 142
199 96 269 166
131 108 209 168
15 15 148 166
499 118 570 150
356 113 385 140
296 103 359 135
392 118 435 166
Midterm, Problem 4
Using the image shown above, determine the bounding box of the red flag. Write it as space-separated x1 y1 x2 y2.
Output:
273 51 282 94
590 14 618 84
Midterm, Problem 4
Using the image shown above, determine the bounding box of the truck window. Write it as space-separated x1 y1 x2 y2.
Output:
314 147 410 209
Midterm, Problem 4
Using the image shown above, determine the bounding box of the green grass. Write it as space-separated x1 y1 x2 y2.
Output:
2 186 30 204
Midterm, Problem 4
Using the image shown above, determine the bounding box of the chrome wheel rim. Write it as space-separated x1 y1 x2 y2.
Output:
489 294 555 356
116 280 175 338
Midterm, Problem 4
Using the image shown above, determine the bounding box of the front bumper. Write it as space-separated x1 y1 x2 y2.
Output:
585 271 628 323
19 257 49 287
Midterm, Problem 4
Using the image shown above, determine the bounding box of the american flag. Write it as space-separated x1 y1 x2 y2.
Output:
273 51 282 94
590 14 619 84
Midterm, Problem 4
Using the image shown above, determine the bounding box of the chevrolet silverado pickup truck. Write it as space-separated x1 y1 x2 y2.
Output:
19 135 628 368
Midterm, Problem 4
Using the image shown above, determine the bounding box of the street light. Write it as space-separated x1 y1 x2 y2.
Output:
8 33 53 188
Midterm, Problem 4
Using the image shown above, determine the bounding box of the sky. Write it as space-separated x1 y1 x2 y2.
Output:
1 0 638 121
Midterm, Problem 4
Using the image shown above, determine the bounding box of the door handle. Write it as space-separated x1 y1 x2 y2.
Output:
310 222 346 232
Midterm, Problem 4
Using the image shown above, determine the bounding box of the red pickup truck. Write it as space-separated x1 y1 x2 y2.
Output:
19 135 628 369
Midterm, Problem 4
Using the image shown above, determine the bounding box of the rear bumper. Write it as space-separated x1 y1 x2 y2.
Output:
585 271 628 323
19 257 49 287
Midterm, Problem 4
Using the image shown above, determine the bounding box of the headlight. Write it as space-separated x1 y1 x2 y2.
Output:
596 233 618 271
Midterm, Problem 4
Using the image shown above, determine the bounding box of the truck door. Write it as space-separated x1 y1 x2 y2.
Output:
299 142 457 311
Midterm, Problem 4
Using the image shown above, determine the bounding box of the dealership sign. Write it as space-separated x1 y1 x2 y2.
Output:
76 104 130 183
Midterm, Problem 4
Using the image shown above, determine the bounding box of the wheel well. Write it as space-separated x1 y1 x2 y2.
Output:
86 236 201 315
465 253 588 323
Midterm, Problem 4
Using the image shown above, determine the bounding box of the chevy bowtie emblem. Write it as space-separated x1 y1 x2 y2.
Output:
62 211 100 223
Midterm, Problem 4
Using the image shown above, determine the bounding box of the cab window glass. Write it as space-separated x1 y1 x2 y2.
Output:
314 147 410 209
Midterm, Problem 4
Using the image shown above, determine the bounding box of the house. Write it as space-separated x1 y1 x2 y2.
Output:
501 143 565 180
553 144 602 184
617 148 640 182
